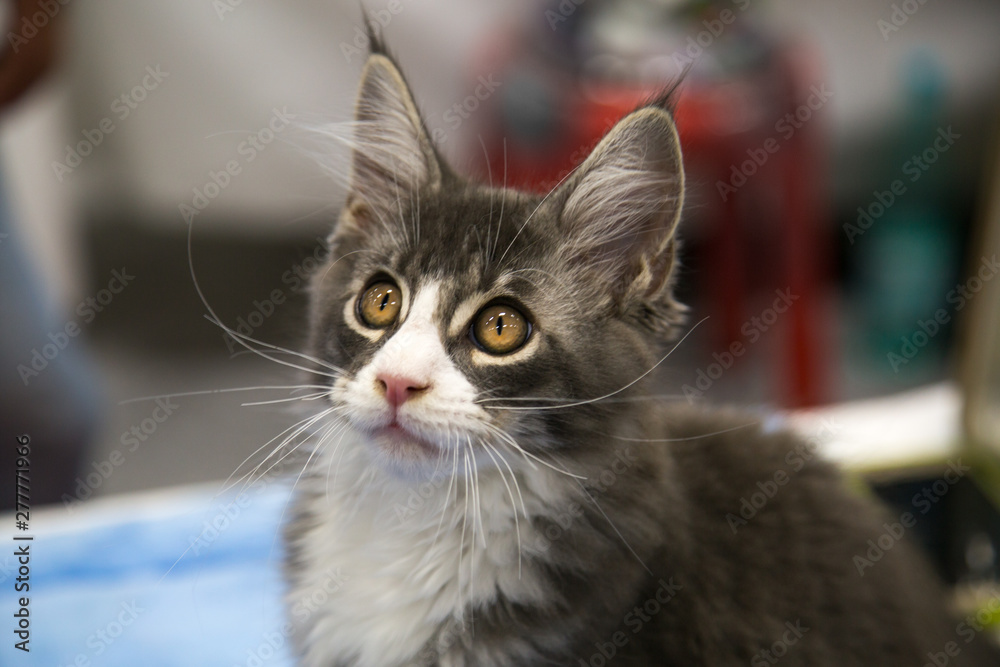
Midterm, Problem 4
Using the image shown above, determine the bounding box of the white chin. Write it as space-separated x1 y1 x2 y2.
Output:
366 425 447 478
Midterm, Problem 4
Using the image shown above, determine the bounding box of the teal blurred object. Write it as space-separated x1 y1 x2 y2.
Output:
857 50 960 371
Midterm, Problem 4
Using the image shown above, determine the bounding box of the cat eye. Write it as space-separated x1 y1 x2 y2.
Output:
471 304 530 355
358 280 401 329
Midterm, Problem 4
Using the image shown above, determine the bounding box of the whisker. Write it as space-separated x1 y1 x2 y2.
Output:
469 436 486 549
477 317 708 412
480 440 522 579
493 136 507 263
481 440 526 518
241 391 330 407
609 421 759 443
209 314 346 378
218 407 334 495
459 447 471 621
575 479 653 577
270 429 328 559
497 155 582 267
119 384 330 406
187 218 348 384
484 423 587 480
323 420 353 504
478 134 495 261
476 393 687 405
328 422 356 503
318 247 371 285
430 439 460 551
222 406 338 496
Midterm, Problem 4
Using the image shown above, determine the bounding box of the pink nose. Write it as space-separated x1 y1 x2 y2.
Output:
376 374 429 408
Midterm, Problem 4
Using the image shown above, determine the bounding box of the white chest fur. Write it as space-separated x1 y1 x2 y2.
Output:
289 440 552 667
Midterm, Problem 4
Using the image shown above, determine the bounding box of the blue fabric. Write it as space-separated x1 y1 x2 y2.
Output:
0 484 296 666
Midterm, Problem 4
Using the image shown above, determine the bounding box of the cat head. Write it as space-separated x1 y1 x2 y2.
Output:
307 41 686 478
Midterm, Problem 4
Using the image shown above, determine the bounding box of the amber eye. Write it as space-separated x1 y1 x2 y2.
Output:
358 280 401 329
471 304 530 355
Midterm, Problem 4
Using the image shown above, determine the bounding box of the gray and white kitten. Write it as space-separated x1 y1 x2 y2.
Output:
284 40 998 666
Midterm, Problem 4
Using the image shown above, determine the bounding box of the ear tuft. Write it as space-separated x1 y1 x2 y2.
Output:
344 50 441 233
554 106 685 317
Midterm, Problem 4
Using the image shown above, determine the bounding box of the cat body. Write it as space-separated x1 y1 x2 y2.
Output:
284 38 997 666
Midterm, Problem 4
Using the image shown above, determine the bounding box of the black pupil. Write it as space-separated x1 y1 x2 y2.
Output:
379 291 390 311
495 315 504 337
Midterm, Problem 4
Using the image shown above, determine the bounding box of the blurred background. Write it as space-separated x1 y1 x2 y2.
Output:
3 0 1000 650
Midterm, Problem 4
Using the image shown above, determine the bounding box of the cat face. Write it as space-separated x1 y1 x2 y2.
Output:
306 50 686 479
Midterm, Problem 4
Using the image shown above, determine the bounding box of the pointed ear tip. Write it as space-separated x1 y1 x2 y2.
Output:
632 106 679 132
619 107 683 163
361 53 397 76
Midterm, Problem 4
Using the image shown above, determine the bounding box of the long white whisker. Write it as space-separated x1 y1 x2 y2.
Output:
478 134 495 261
120 384 330 406
223 407 337 496
485 423 586 480
218 406 335 495
324 421 352 504
497 156 582 267
476 393 687 405
459 447 471 622
479 316 708 412
481 440 522 579
241 391 330 407
482 440 526 518
269 431 328 561
209 314 345 379
610 421 758 443
431 441 460 552
493 136 507 263
469 436 486 549
576 479 653 577
187 218 347 383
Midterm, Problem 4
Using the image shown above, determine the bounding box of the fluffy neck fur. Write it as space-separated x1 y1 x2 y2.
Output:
287 408 682 667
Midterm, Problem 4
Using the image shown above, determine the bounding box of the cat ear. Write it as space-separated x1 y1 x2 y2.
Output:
344 50 442 231
551 106 685 310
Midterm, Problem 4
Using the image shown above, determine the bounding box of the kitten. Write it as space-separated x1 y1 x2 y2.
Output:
283 37 999 666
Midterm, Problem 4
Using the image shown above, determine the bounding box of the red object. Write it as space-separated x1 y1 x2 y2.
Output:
478 41 831 407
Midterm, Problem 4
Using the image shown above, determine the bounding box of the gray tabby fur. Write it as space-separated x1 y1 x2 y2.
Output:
284 38 999 666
